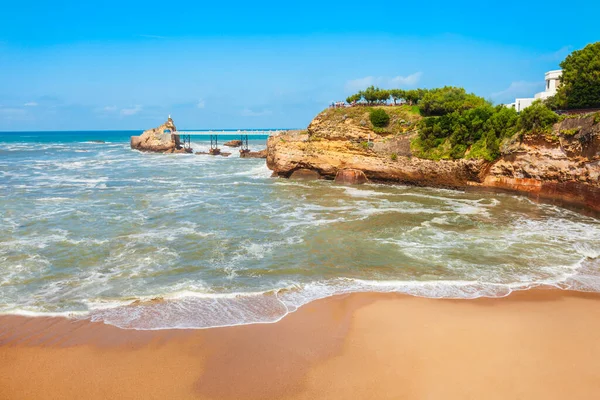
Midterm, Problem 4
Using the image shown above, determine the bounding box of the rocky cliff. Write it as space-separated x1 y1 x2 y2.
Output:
480 115 600 210
131 118 190 153
267 107 600 212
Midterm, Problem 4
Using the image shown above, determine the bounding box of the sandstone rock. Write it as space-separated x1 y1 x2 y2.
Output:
335 169 368 184
290 168 321 180
130 136 142 148
166 147 192 154
481 114 600 210
267 131 486 187
240 149 267 159
224 140 243 147
267 111 600 212
130 117 186 153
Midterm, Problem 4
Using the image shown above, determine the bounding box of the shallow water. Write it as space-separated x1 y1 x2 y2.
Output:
1 131 599 329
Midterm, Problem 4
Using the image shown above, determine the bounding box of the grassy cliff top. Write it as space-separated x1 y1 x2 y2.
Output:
318 105 422 136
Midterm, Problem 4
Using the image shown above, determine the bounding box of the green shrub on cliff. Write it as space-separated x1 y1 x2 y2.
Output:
369 108 390 127
517 100 559 132
415 104 519 161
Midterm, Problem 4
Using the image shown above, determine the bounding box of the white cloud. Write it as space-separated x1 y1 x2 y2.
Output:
121 105 143 116
197 99 206 109
491 81 543 103
345 76 376 92
241 108 272 117
345 72 423 92
389 72 424 86
23 102 38 107
103 106 117 112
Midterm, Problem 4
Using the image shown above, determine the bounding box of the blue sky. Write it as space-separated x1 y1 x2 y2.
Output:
0 0 597 131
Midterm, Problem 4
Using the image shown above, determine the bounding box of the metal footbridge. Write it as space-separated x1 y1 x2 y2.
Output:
176 130 285 150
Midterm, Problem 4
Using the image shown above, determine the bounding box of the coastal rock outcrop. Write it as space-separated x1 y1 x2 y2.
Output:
267 130 486 187
224 140 243 147
130 118 190 153
290 168 322 180
335 169 368 184
240 149 267 159
479 116 600 210
267 109 600 212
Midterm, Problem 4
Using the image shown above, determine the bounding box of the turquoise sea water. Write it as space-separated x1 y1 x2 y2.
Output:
1 131 599 329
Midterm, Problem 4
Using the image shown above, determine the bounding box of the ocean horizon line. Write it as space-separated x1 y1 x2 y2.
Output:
0 128 300 134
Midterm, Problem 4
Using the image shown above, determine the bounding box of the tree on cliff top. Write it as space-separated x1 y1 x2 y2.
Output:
556 42 600 109
360 86 390 104
389 89 406 105
420 87 489 116
346 93 361 104
403 89 427 105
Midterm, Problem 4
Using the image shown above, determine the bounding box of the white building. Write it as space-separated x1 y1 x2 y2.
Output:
506 69 562 112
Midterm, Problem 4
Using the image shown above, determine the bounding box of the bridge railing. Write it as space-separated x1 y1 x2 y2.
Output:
175 130 285 136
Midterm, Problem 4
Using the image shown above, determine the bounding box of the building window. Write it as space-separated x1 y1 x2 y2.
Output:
547 80 550 90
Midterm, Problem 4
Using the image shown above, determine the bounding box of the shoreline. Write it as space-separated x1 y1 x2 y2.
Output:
2 278 596 331
2 289 600 399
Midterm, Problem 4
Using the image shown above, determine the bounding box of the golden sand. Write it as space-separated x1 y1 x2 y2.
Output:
1 290 599 399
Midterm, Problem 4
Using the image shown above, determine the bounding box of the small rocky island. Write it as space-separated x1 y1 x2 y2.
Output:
130 117 191 153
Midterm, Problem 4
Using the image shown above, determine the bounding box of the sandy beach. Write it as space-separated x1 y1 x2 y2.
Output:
1 289 599 399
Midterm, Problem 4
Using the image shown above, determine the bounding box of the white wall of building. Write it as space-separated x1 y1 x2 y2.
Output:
506 69 562 111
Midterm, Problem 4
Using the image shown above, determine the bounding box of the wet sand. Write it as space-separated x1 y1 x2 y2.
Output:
1 290 600 399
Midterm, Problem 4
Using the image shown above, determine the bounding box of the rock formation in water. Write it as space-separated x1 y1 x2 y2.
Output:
240 149 267 159
195 150 232 157
267 109 600 212
334 169 369 185
224 140 243 147
130 118 191 153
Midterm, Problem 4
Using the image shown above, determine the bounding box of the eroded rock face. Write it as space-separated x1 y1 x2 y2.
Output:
290 168 321 180
130 118 190 153
480 116 600 210
335 169 368 184
267 111 600 212
266 130 486 187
